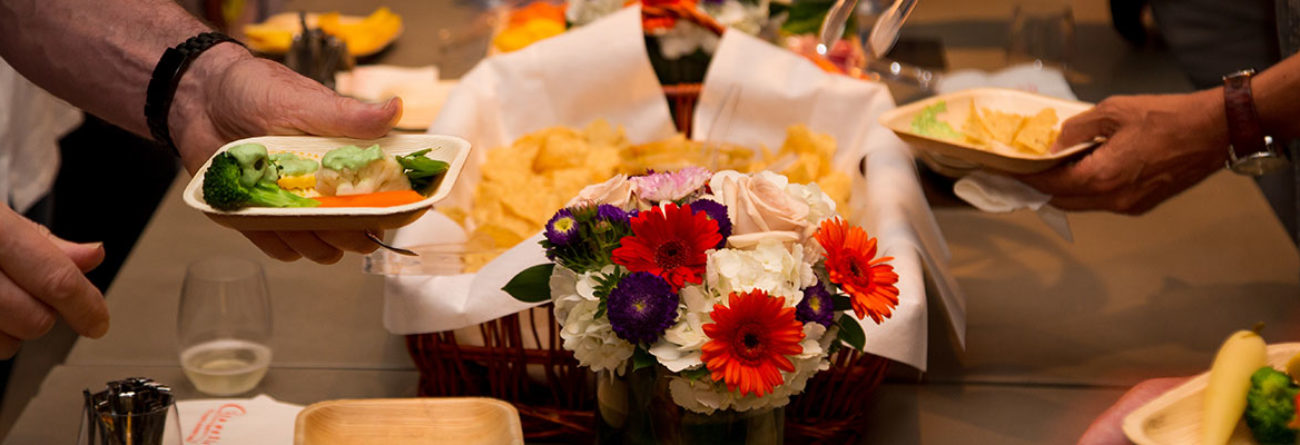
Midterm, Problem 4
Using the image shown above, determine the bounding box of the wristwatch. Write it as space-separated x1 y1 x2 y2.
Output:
1222 69 1289 176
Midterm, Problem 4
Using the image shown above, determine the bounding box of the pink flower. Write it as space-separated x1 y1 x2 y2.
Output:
630 167 712 202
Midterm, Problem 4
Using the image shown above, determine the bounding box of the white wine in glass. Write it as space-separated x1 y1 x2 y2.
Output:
177 257 273 396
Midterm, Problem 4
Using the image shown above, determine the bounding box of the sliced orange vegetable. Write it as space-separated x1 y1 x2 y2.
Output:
314 190 425 208
508 2 566 26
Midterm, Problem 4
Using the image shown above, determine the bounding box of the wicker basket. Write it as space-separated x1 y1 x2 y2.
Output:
405 6 891 443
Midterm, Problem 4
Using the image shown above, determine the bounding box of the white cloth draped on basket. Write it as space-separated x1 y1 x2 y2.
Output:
382 5 964 372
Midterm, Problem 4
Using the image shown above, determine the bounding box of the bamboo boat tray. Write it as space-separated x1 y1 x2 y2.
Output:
1123 342 1300 445
294 397 523 445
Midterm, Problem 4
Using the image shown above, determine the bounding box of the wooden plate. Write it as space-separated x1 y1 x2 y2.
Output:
182 134 470 232
1122 342 1300 445
878 87 1095 175
294 398 523 445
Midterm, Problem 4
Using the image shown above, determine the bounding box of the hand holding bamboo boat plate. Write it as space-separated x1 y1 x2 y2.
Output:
878 87 1099 175
1122 342 1300 445
182 134 470 232
293 398 523 445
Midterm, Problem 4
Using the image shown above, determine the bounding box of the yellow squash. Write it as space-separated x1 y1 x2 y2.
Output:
1201 327 1268 445
1286 350 1300 382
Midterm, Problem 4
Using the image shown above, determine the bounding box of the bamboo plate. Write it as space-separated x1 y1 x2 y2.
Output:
878 87 1096 175
293 398 523 445
182 134 471 232
1122 342 1300 445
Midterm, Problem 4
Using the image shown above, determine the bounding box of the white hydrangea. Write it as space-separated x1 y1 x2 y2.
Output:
783 181 839 259
785 181 837 230
701 0 771 35
565 0 624 26
706 239 816 307
648 285 717 372
654 21 721 60
551 266 633 373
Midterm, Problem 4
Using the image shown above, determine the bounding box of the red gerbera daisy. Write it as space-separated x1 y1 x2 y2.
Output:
612 203 721 291
701 290 805 397
814 218 900 323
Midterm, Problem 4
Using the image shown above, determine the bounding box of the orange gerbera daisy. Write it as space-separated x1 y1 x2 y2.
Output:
701 290 805 397
814 218 900 323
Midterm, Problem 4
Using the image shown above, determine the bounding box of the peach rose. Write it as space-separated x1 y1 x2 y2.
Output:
707 171 810 246
567 174 637 208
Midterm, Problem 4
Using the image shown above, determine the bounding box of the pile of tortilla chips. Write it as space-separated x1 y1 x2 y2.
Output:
961 102 1060 155
441 120 853 271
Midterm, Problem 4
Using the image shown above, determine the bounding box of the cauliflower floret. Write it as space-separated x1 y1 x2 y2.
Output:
316 145 411 196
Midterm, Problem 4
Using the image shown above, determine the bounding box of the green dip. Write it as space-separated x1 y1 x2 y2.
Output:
322 144 383 171
270 152 319 176
226 143 277 186
910 101 963 140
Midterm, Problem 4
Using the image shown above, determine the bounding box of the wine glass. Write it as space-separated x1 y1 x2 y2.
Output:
1006 0 1076 71
177 257 273 396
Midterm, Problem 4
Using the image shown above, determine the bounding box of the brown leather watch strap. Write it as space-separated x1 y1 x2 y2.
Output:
1223 70 1267 159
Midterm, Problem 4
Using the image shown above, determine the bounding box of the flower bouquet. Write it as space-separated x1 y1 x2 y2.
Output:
503 167 900 443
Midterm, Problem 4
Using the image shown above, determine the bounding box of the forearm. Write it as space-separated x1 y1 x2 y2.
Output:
1252 52 1300 140
0 0 247 141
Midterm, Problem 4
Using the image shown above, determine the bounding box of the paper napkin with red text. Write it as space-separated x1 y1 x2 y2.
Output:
178 395 302 445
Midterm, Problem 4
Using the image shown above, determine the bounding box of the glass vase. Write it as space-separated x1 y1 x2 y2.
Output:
596 365 783 445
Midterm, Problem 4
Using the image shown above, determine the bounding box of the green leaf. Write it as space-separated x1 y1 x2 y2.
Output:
837 315 866 351
632 347 656 372
781 0 857 37
680 367 711 381
502 264 555 303
594 300 607 319
395 148 450 194
592 269 627 300
832 294 852 311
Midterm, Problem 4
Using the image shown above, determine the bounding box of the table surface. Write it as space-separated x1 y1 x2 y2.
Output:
10 0 1300 443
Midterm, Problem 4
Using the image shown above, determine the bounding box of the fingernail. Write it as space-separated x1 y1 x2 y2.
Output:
385 97 404 126
89 319 110 339
82 241 104 250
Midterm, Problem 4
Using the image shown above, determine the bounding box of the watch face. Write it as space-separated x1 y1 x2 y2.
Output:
1230 154 1290 176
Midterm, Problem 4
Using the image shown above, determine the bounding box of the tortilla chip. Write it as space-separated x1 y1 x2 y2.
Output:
1011 108 1059 155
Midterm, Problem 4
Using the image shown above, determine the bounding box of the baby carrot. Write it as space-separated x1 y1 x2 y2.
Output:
314 190 425 208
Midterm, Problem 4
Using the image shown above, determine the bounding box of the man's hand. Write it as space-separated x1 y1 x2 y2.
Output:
169 44 400 263
1018 90 1230 215
0 205 107 358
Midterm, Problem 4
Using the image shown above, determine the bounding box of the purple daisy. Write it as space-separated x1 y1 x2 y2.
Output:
595 204 629 224
606 272 680 344
544 208 579 246
796 282 835 328
687 199 730 248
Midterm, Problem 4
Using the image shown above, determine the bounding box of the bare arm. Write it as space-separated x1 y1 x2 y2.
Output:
1254 52 1300 140
0 0 400 172
0 0 228 145
1018 51 1300 214
0 0 404 355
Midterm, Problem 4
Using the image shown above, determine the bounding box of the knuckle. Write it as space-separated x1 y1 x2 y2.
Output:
14 308 55 340
309 249 344 265
1111 193 1149 215
38 266 86 305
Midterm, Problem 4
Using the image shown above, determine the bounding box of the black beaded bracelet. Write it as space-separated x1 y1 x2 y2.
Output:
144 32 243 154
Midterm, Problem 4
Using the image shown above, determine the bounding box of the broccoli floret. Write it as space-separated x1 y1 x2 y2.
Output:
1245 366 1299 444
202 152 318 210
